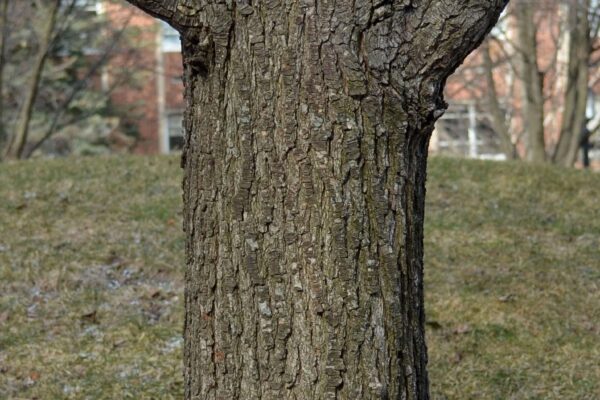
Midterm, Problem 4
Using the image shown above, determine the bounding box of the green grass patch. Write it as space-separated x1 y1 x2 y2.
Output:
1 155 599 399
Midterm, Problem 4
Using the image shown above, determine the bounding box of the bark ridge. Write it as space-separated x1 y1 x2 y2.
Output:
125 1 507 399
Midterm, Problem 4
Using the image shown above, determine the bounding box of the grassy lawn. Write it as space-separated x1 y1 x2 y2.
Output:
0 155 598 399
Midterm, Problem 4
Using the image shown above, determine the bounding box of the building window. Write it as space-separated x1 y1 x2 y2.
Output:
431 102 507 160
490 9 508 41
73 0 100 13
167 112 184 152
161 21 181 52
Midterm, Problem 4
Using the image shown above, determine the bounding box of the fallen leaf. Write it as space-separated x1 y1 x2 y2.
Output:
452 352 463 364
106 253 126 268
27 304 37 319
426 320 443 330
498 294 515 302
453 324 471 335
80 310 98 324
0 311 9 323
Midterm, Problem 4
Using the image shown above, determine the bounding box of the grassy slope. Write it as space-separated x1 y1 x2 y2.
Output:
0 155 598 399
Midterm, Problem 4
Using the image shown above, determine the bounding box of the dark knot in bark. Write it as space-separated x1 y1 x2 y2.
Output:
182 28 213 77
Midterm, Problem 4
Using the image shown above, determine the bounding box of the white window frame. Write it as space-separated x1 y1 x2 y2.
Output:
73 0 100 13
164 111 184 153
161 21 181 52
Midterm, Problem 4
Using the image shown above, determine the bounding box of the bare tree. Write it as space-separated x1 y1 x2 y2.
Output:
0 0 9 150
552 0 592 166
482 41 518 159
4 0 60 159
125 1 506 398
515 0 547 162
0 0 144 160
450 0 600 166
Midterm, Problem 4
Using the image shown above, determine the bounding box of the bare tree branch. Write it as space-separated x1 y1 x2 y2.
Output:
4 0 60 160
26 9 136 157
123 0 182 28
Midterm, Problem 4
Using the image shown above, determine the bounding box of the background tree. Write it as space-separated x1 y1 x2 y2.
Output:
448 0 600 166
0 0 145 160
3 0 60 159
126 1 506 399
0 0 9 151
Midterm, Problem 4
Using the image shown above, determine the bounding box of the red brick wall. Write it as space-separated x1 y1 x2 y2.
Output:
164 52 185 112
104 2 184 154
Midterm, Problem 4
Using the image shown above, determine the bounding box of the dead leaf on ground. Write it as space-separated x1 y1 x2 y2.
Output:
498 294 515 302
0 311 10 323
80 310 98 324
452 352 463 364
106 252 126 268
29 371 41 382
453 324 471 335
426 320 443 330
0 364 8 374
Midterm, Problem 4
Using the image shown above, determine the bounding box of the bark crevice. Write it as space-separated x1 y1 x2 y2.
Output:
125 1 508 399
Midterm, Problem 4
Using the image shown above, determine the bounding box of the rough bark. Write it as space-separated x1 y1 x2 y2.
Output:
126 1 506 399
515 1 546 163
553 0 591 167
4 0 60 160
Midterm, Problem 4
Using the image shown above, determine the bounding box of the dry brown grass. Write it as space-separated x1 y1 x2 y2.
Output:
0 155 598 399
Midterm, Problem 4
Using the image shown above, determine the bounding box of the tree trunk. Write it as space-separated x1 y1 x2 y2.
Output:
126 1 506 399
3 0 59 160
482 41 517 160
0 0 9 155
515 1 546 163
553 0 591 167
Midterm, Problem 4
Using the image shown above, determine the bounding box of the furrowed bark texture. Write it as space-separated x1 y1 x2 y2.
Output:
127 1 506 399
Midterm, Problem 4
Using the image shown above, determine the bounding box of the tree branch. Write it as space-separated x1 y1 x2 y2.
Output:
123 0 183 28
0 0 9 155
26 11 136 157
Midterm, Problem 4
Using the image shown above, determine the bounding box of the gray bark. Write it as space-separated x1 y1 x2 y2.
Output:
0 0 9 154
482 41 517 160
4 0 60 160
126 1 506 399
515 1 546 163
553 0 591 167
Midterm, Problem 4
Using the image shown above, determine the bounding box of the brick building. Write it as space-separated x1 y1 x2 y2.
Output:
97 0 185 154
